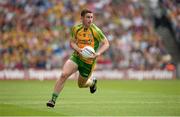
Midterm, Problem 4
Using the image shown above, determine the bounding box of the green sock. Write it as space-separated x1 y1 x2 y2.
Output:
51 93 59 102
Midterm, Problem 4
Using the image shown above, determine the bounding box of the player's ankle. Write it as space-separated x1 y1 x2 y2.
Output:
51 92 59 102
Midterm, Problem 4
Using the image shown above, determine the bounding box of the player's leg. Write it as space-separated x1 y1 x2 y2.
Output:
47 59 78 107
77 61 97 93
78 75 97 93
78 74 96 86
53 59 78 94
78 75 90 88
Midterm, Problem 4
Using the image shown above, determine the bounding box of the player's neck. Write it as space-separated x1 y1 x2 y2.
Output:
83 25 89 29
83 23 92 29
83 25 89 32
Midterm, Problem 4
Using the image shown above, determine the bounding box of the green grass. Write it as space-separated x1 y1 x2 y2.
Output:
0 79 180 116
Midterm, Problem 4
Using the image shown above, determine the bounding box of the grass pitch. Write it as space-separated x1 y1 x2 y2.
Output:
0 79 180 116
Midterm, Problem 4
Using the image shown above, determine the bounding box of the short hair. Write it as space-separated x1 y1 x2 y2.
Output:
81 9 93 17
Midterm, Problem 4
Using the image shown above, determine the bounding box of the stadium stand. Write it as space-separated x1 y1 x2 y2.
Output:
149 0 180 77
0 0 177 73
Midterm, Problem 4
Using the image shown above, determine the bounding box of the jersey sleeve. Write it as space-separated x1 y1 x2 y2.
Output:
70 24 83 41
70 26 76 40
91 24 106 42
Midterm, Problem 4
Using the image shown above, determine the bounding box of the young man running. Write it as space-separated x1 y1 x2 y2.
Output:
47 9 109 108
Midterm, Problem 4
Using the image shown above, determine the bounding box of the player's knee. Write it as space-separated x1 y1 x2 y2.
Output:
78 83 85 88
61 72 69 80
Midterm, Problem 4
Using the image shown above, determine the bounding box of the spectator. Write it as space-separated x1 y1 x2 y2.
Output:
0 0 173 71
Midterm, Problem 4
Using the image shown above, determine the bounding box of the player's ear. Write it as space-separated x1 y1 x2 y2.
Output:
81 15 85 19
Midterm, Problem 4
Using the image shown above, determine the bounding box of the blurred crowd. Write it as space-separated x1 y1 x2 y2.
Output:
160 0 180 45
160 0 180 44
150 0 180 44
0 0 176 71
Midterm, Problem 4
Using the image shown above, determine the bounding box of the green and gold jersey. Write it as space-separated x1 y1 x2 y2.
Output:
70 23 106 64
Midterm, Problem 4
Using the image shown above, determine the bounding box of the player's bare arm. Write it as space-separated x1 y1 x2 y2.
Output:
90 37 109 59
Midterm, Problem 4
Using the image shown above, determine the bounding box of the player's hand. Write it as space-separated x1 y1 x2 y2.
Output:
88 52 100 59
77 48 83 54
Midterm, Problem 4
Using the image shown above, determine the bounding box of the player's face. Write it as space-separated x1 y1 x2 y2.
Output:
82 13 93 27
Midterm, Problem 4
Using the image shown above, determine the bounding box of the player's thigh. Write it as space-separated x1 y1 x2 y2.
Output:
78 74 88 86
78 64 93 86
78 61 95 79
61 59 78 77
